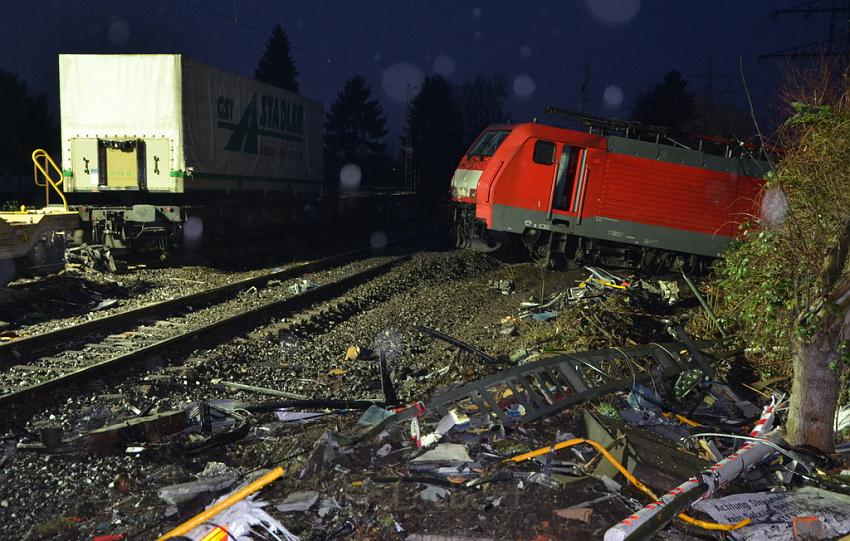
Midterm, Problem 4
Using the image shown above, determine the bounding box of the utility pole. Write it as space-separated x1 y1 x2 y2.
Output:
760 0 850 64
580 64 591 114
403 83 415 193
691 54 735 134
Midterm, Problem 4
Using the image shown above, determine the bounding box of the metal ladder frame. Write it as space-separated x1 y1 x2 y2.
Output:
426 330 713 427
31 149 68 210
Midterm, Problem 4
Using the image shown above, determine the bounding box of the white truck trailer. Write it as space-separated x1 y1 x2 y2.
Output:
59 54 324 251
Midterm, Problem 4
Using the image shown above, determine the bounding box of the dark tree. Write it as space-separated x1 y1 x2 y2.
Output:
325 75 388 188
691 101 754 139
255 23 299 93
456 74 510 146
631 70 695 134
0 69 57 176
407 75 464 196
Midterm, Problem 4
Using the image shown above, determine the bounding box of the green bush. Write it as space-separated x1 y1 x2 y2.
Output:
713 82 850 379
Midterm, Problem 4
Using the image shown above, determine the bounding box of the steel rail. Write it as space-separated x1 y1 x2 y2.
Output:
0 255 409 408
0 230 435 364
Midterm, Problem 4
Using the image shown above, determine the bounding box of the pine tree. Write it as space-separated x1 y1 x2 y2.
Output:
631 70 695 134
0 70 57 175
325 75 388 167
255 23 299 93
456 74 509 146
408 75 464 197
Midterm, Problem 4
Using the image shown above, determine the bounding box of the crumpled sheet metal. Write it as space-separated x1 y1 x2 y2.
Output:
603 399 780 541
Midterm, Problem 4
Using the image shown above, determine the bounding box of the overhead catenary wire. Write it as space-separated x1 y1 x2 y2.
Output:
258 0 377 64
88 0 350 84
182 0 403 92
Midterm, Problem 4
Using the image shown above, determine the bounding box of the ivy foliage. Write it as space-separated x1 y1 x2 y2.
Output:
786 102 832 126
712 98 850 369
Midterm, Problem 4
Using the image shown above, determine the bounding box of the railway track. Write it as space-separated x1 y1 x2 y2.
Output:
0 231 446 409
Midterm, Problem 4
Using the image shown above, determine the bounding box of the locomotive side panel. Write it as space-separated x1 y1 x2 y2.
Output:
569 153 741 256
595 154 738 237
571 136 768 257
452 122 768 263
733 174 765 229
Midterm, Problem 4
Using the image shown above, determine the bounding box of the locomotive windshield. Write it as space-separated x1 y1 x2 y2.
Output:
467 129 511 157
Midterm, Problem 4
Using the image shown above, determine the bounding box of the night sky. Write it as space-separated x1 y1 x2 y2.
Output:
0 1 826 146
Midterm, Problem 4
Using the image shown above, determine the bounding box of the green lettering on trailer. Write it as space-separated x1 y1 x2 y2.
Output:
217 93 305 155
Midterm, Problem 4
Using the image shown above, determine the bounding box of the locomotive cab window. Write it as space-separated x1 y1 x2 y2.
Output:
533 140 556 165
468 129 511 157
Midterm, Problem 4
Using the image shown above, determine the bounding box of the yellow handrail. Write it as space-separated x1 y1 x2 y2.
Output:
31 148 68 210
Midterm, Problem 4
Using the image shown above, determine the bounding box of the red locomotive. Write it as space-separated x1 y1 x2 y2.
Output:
450 109 768 270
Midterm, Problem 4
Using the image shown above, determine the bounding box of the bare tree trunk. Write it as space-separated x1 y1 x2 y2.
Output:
787 316 846 452
786 220 850 452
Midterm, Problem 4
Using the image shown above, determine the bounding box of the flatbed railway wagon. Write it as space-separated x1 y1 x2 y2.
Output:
0 150 79 284
0 207 79 284
451 120 769 270
59 54 323 252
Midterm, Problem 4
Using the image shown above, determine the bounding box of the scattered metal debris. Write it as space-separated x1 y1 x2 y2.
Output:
415 325 499 365
5 250 850 540
65 243 117 273
487 279 514 295
421 331 710 427
276 491 319 513
288 279 317 295
213 381 309 400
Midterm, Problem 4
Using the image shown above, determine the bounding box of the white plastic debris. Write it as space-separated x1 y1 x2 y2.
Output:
694 487 850 541
288 279 317 295
276 491 319 513
185 494 300 541
92 298 119 311
597 474 622 492
275 410 326 423
419 484 449 502
157 472 240 506
412 410 465 448
658 280 680 304
412 443 472 464
317 497 340 518
837 404 850 432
